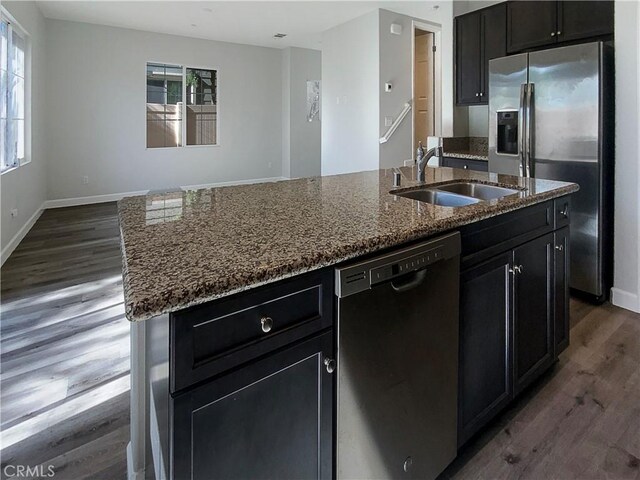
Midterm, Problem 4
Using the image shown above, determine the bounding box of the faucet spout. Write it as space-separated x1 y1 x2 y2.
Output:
416 138 443 182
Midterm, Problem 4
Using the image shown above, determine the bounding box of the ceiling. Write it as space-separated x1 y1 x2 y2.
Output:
36 1 446 50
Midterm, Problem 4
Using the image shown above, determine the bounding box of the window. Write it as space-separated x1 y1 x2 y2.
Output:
1 15 27 172
146 63 218 148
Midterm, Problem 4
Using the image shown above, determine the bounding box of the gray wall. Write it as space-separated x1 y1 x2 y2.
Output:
281 47 321 178
612 0 640 311
44 19 283 200
1 2 48 254
321 10 380 176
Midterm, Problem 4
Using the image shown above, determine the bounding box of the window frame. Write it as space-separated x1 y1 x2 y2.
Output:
1 8 31 175
145 62 220 150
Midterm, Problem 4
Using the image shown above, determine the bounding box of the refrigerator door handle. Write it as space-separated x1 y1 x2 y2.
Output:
525 83 535 177
518 83 527 177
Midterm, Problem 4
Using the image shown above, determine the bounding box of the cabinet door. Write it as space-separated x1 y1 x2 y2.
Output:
455 12 482 105
557 1 614 42
480 3 507 99
554 227 570 355
507 1 557 53
171 332 334 480
513 233 554 394
458 253 513 447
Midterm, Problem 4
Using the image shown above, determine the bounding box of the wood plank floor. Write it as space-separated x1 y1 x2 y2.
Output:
1 203 639 480
1 203 129 480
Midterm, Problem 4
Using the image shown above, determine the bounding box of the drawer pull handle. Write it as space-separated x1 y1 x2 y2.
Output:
509 265 523 275
560 205 569 218
555 244 564 251
324 358 336 373
260 316 273 333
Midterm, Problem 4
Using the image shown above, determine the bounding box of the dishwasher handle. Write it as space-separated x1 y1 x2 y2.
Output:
390 268 428 293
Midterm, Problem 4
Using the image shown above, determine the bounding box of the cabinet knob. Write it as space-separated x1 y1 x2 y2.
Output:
557 31 562 35
560 205 569 218
463 165 468 169
324 358 336 373
555 244 564 251
260 316 273 333
509 265 523 275
479 92 484 97
475 93 480 97
551 32 556 37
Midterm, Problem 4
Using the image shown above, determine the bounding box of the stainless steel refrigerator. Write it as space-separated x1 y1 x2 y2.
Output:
488 41 614 301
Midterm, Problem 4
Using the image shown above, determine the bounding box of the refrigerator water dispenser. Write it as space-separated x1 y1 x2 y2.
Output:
497 111 518 155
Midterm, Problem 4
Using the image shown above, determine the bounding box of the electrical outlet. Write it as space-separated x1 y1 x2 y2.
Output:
384 116 393 127
10 208 18 218
82 175 89 185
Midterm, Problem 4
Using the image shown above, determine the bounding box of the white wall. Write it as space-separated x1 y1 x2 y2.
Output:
44 19 283 200
378 7 454 168
281 47 321 179
321 10 380 176
1 1 47 258
611 0 640 312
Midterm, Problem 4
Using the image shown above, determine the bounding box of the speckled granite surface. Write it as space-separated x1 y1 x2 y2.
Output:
442 136 488 160
118 167 578 321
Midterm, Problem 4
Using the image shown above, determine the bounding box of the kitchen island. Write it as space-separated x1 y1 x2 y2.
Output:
119 166 577 480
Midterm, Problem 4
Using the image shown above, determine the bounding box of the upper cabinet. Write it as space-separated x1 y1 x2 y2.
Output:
455 3 506 106
506 0 614 53
455 1 614 106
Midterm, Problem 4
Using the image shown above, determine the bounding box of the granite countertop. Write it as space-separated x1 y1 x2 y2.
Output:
442 151 489 161
442 136 488 161
118 166 578 321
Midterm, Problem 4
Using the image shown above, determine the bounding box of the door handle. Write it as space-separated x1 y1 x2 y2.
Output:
518 84 527 177
525 83 534 177
390 269 428 293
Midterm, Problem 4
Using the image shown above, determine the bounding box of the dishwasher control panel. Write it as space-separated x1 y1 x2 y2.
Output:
335 232 461 298
370 246 443 286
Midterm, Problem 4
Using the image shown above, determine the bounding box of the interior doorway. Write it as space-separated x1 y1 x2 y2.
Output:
413 28 436 150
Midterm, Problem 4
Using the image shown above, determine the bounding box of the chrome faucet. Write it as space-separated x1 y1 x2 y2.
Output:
416 139 443 182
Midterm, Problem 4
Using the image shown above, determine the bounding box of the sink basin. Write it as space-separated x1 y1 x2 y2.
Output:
433 182 520 201
395 189 481 207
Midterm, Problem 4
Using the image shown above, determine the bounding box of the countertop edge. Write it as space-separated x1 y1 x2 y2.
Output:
124 183 578 322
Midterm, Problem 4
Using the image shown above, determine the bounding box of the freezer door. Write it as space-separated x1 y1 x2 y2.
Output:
488 53 528 176
528 42 602 296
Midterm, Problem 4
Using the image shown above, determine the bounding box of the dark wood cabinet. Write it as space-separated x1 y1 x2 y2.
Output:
513 232 555 394
558 1 614 42
506 0 613 53
456 3 506 105
441 156 489 172
458 198 571 446
554 227 570 354
507 1 557 53
480 3 507 97
171 331 334 480
458 253 513 446
455 12 482 105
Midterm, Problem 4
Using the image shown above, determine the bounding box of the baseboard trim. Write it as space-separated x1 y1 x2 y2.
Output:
44 190 150 209
1 203 45 266
611 287 640 313
180 176 287 191
127 442 145 480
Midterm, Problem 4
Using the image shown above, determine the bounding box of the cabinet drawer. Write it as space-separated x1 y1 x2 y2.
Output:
170 269 333 393
441 156 489 172
554 196 571 229
460 200 553 267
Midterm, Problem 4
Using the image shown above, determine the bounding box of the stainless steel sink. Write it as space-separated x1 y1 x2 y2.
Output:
433 182 520 201
395 189 481 207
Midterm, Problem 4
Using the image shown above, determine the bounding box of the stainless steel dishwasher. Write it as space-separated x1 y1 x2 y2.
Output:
335 232 460 480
